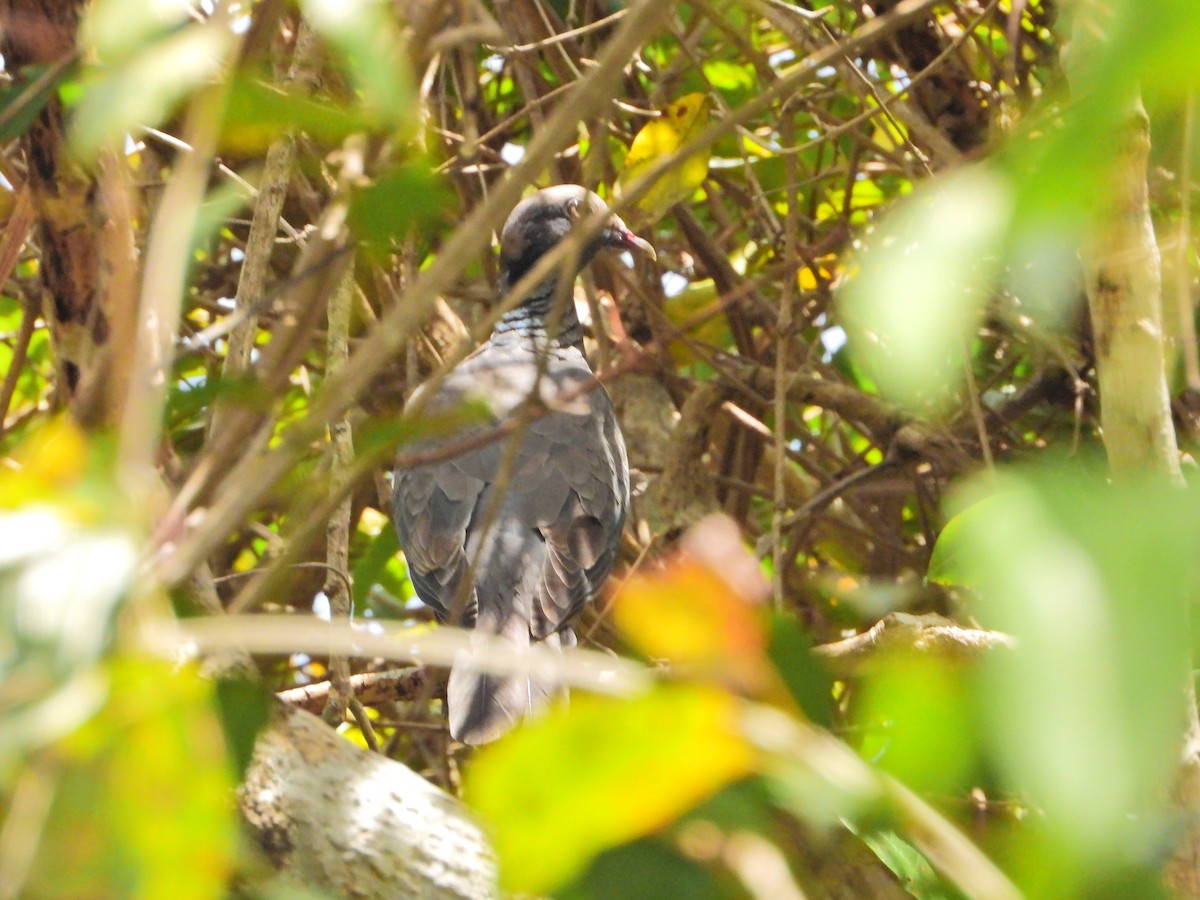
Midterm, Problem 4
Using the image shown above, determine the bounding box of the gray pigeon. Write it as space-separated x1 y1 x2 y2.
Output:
392 185 654 744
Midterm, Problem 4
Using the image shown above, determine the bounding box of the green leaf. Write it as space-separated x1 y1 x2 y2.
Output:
560 838 721 900
0 64 72 143
927 493 1012 587
840 167 1012 412
214 675 272 778
858 829 965 900
299 0 413 125
72 24 236 157
703 60 755 93
468 684 758 894
192 180 250 263
347 165 452 257
945 460 1197 877
766 613 832 727
221 77 375 154
26 658 237 898
82 0 191 64
855 652 978 796
350 523 408 612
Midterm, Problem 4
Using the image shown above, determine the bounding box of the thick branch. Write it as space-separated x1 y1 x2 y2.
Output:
239 704 495 898
813 613 1015 677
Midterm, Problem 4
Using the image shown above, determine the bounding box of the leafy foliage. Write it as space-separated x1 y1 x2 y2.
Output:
1 0 1199 897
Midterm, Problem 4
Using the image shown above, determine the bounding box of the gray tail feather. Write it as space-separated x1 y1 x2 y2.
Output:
447 628 571 745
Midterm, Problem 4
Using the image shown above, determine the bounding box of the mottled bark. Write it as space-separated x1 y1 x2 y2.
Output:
0 0 138 427
239 704 496 899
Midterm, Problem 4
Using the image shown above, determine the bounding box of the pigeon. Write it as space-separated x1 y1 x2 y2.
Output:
392 185 655 744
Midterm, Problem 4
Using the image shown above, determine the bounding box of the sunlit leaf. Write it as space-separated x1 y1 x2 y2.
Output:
468 685 758 894
945 461 1196 873
703 60 755 93
840 167 1012 412
27 658 237 898
347 164 452 258
221 77 374 154
72 24 236 157
613 557 768 692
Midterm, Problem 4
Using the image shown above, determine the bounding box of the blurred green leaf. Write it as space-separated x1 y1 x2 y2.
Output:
0 65 72 143
72 24 236 157
945 460 1197 881
82 0 191 64
26 658 236 898
468 684 758 894
928 493 1011 587
841 167 1011 412
347 165 452 258
856 652 977 796
221 77 374 154
299 0 413 124
703 59 755 93
193 180 250 263
214 676 272 778
766 613 832 728
560 838 722 900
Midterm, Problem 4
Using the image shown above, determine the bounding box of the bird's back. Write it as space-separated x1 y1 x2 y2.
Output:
393 337 628 743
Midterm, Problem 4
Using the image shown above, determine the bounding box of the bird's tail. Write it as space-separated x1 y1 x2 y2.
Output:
447 624 571 745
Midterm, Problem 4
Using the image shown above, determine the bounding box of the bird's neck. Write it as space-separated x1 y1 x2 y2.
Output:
493 276 584 349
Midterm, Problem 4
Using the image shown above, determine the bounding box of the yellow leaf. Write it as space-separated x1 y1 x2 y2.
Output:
614 557 769 692
617 93 712 223
468 684 757 894
661 278 732 365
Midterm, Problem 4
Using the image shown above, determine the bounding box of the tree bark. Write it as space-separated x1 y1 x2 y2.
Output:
239 704 496 899
1080 98 1183 484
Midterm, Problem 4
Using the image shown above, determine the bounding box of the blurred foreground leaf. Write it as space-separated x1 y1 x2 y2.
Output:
347 164 452 259
935 460 1198 889
299 0 413 125
468 684 758 894
841 168 1011 412
221 77 374 154
25 658 236 899
73 21 236 157
614 557 769 692
856 652 978 797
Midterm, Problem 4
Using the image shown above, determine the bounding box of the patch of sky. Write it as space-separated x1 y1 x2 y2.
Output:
662 271 689 297
768 48 795 67
820 324 847 361
500 142 525 165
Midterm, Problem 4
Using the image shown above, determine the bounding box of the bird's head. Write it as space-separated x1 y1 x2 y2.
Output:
498 184 655 292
